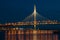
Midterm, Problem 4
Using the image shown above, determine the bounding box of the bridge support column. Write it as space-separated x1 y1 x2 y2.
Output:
34 4 36 30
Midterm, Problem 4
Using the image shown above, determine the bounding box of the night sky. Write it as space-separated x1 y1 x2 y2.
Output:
0 0 60 23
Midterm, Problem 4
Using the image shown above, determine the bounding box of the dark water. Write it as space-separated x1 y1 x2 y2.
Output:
0 24 60 40
37 24 60 30
18 24 60 30
0 31 5 40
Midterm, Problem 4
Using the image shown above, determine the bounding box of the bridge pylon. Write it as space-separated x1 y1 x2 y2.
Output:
34 4 36 30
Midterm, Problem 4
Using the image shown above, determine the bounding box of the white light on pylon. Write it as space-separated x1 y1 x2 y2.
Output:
34 5 36 14
34 4 36 30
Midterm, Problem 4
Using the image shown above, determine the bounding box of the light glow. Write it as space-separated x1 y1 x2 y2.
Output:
34 5 36 30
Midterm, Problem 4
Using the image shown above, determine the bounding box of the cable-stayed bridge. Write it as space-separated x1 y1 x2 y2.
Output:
0 5 60 30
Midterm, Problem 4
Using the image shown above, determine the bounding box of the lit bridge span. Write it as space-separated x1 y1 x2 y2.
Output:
0 20 60 27
0 5 60 30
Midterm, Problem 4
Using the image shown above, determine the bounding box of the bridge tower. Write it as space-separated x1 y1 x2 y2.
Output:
34 4 36 30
